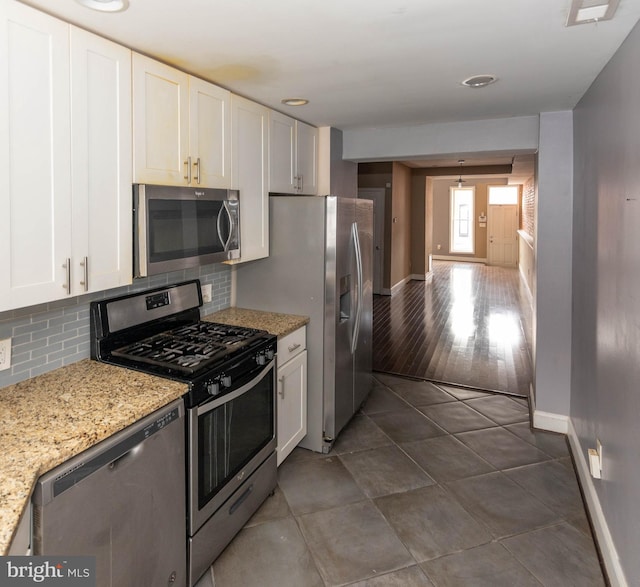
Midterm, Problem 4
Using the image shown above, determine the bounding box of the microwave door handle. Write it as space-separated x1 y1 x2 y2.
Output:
217 201 233 251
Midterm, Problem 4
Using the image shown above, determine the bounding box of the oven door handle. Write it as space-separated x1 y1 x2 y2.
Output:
196 360 276 416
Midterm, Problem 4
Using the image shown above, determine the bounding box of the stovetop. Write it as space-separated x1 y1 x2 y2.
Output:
91 280 277 406
110 321 270 376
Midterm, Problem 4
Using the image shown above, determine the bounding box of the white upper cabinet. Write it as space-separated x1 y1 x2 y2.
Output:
296 120 318 195
133 54 231 188
229 95 269 263
70 27 132 295
269 111 318 195
0 2 71 311
189 76 231 188
132 54 188 186
0 3 132 312
269 111 296 193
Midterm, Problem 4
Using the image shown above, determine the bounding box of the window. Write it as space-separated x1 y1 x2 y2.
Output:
450 187 475 253
488 185 518 205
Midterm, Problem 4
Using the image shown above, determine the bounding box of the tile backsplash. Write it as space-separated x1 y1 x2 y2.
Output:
0 264 231 390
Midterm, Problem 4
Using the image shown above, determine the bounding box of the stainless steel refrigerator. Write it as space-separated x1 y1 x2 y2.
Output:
235 195 373 453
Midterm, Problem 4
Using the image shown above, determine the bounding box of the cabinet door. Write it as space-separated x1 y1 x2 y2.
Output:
189 77 231 188
296 121 318 195
277 350 307 466
70 27 132 295
132 53 189 185
269 110 297 194
230 95 269 262
0 3 72 311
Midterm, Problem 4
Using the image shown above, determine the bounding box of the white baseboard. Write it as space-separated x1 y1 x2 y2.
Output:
532 409 568 434
383 275 412 296
432 255 487 264
567 420 628 587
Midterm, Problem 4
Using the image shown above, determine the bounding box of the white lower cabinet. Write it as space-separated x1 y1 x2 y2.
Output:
276 328 307 465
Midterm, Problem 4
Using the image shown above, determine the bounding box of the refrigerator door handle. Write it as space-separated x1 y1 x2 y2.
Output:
351 222 364 354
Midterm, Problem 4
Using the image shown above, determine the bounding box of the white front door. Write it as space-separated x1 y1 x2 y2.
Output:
488 205 518 266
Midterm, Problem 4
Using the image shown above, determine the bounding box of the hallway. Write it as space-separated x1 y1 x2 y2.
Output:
373 261 533 396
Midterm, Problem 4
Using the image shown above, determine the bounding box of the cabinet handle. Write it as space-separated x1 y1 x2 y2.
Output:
194 157 201 185
184 156 192 183
62 258 71 295
299 174 303 192
278 377 285 397
79 256 89 292
287 343 301 353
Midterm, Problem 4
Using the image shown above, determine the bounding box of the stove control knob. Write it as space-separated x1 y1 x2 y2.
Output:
221 375 232 388
265 349 275 361
256 352 266 366
207 382 220 396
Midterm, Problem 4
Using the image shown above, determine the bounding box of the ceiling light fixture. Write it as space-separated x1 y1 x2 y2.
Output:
456 160 466 188
461 75 497 88
281 98 309 107
74 0 129 12
566 0 619 26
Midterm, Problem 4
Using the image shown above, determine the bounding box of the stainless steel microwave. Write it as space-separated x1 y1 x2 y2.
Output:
133 184 240 278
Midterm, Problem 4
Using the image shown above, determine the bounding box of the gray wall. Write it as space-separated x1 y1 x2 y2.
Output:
535 111 574 417
0 264 231 389
572 20 640 584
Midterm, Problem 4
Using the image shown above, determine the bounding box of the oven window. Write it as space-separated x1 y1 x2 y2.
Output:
198 368 274 509
148 199 225 262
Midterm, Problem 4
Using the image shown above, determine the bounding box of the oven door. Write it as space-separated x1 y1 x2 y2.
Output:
134 184 240 277
187 360 276 535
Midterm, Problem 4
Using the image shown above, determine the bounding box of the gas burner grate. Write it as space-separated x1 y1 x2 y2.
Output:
110 322 267 375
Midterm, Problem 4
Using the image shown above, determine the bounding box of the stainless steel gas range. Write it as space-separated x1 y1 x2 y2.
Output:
90 280 277 586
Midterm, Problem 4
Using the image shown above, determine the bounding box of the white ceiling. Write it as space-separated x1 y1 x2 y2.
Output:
14 0 639 182
19 0 640 133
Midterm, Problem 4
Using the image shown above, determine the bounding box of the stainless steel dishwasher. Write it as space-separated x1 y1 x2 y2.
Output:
32 399 187 587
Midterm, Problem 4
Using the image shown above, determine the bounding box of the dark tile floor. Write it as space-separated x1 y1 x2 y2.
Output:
196 374 605 587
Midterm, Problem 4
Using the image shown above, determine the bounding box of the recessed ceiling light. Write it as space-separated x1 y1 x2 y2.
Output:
566 0 619 26
281 98 309 107
461 75 497 88
74 0 129 13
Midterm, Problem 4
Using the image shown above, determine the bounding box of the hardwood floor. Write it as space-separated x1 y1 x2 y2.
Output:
373 261 533 396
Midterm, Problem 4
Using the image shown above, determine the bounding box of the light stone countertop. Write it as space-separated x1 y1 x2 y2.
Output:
0 359 187 555
204 307 309 338
0 308 306 555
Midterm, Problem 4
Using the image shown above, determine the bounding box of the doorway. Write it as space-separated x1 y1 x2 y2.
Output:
358 188 385 295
